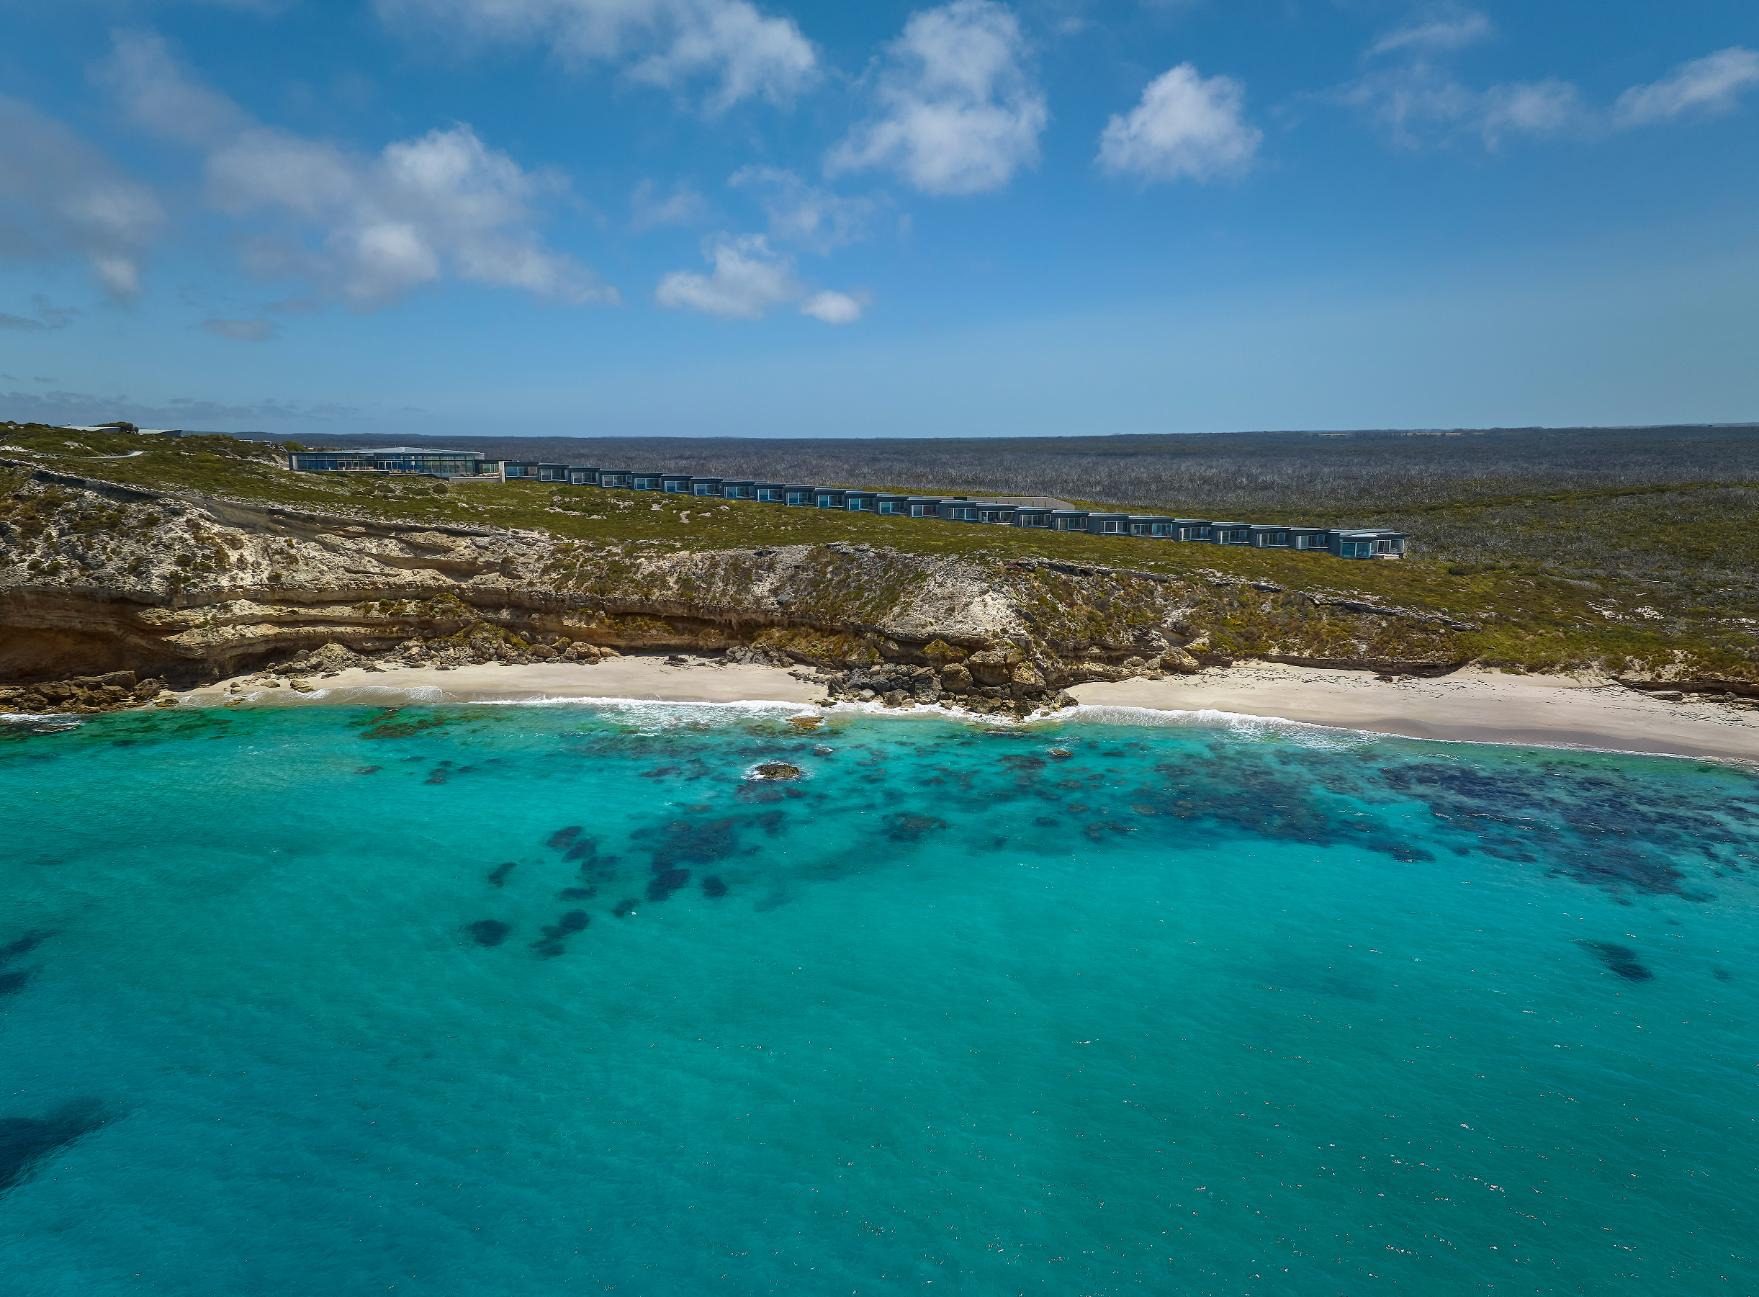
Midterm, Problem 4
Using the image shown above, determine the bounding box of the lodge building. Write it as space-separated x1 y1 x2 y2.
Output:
284 448 1407 559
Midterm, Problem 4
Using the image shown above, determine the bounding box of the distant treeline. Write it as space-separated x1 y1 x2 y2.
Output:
263 425 1759 522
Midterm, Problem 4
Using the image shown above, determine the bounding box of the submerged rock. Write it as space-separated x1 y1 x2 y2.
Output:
1579 939 1654 982
464 919 512 947
750 761 803 781
0 1100 113 1196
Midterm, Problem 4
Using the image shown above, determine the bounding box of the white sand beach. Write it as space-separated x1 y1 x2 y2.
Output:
1071 662 1759 763
177 658 825 708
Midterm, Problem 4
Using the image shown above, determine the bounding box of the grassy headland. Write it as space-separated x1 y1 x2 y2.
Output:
4 421 1758 683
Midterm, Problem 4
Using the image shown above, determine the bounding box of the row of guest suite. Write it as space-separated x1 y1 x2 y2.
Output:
498 461 1402 556
276 451 1400 557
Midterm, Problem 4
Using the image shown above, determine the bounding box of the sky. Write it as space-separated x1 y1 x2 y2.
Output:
1 0 1756 439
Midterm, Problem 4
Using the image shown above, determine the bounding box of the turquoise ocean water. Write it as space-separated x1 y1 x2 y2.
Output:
2 702 1757 1296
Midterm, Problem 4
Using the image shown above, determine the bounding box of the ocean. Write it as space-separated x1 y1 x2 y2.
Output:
2 702 1756 1296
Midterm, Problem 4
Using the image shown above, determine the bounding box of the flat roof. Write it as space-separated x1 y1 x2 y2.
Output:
331 446 484 455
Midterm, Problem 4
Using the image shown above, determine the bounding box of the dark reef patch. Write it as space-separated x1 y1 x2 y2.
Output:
486 861 517 888
1579 940 1654 982
0 931 52 965
357 709 449 741
736 781 804 804
464 919 511 947
355 765 380 775
701 875 728 898
0 969 33 998
1376 757 1758 897
532 910 590 958
548 825 582 851
884 812 948 843
424 761 454 785
612 898 639 918
647 867 691 902
1713 967 1734 982
557 886 596 901
648 811 784 874
0 1100 114 1198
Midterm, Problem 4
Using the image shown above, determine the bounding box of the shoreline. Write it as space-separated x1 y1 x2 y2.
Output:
160 657 1759 764
1070 663 1759 764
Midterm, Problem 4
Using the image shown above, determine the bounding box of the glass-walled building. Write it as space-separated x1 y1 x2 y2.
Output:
287 448 491 477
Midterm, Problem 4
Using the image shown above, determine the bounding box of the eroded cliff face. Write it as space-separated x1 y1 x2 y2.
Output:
0 465 1468 713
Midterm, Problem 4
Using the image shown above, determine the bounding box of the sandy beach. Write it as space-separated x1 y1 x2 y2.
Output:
172 655 1759 763
177 658 825 708
1071 662 1759 763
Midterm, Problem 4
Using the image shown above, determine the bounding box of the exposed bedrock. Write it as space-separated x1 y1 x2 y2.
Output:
1 467 1470 713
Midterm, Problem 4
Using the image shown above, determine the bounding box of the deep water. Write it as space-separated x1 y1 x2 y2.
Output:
2 703 1757 1296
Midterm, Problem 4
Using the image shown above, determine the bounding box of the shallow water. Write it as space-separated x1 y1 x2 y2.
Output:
2 703 1756 1296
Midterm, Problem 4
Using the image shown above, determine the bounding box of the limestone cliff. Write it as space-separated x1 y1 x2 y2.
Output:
0 462 1468 713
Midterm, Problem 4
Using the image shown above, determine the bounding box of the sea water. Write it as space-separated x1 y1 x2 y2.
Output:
1 703 1756 1296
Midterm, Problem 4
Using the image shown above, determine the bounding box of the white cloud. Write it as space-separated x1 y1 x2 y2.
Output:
656 234 797 318
1097 64 1259 182
630 178 709 230
656 233 861 323
98 30 247 147
1367 9 1492 59
800 289 863 325
729 166 875 251
0 95 163 297
100 33 614 309
1340 61 1586 150
374 0 818 113
828 0 1047 196
1614 47 1759 127
1480 79 1585 147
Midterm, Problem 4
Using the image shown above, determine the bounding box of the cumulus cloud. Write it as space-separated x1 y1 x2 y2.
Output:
630 178 709 230
656 233 862 323
0 95 164 297
828 0 1047 196
201 317 278 341
374 0 818 113
1367 8 1492 59
1098 64 1259 182
799 289 863 325
1614 47 1759 126
100 32 614 310
729 166 875 251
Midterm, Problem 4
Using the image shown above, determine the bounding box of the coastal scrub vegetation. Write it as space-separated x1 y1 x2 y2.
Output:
4 421 1758 682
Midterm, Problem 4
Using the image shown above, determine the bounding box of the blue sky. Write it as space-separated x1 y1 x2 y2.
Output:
1 0 1756 438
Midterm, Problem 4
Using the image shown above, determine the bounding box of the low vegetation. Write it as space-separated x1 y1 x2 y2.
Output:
5 420 1758 682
